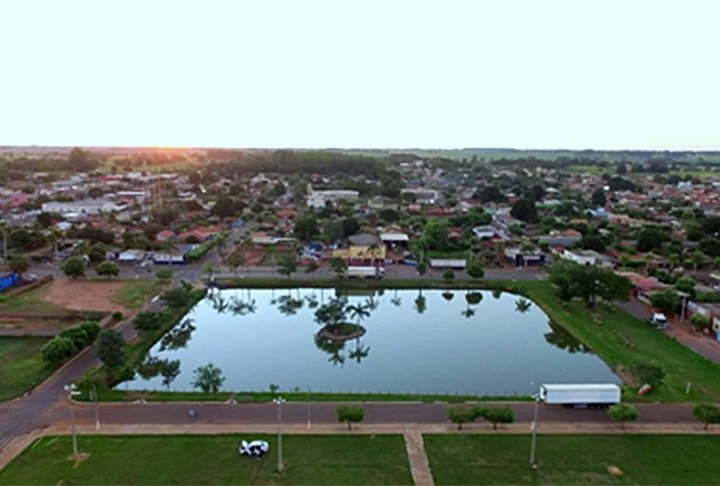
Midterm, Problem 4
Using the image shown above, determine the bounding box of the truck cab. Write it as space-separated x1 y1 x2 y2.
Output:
648 313 668 329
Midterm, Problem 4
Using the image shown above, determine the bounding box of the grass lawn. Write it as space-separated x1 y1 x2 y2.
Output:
514 282 720 402
0 284 60 311
0 337 54 401
0 435 412 485
110 279 168 310
424 434 720 485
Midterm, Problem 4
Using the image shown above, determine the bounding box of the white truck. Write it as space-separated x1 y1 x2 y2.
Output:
343 266 386 279
539 384 621 408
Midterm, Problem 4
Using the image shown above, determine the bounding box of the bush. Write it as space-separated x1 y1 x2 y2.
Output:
336 405 365 430
41 337 77 365
78 321 101 342
693 404 720 430
96 329 126 368
112 311 124 321
630 362 665 389
58 326 91 349
156 269 173 280
481 406 515 429
690 314 709 331
133 311 164 333
608 403 639 428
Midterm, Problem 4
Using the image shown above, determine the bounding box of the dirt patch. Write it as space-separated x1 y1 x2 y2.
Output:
42 279 126 313
607 465 623 476
614 365 639 387
67 452 91 468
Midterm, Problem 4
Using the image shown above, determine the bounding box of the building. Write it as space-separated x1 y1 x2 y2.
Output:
379 232 409 249
401 188 440 205
429 259 466 269
41 200 125 216
560 249 598 266
332 246 386 266
306 190 359 209
504 247 546 267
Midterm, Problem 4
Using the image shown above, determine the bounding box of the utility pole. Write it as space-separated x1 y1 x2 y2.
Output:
93 383 100 431
64 384 81 456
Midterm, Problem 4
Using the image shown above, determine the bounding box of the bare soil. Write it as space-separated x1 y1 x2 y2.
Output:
42 280 126 313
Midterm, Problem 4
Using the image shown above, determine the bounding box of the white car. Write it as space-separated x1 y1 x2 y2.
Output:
239 440 270 457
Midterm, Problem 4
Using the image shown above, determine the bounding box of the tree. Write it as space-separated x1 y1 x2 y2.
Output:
690 250 706 271
700 238 720 258
616 163 627 175
675 276 696 298
87 244 108 264
447 407 479 430
693 404 720 431
416 261 428 276
277 252 298 277
61 257 86 278
476 185 506 203
424 219 450 250
510 198 538 223
607 403 639 429
156 268 173 280
466 258 485 280
95 261 120 278
133 311 164 333
329 257 348 276
210 195 238 219
227 250 246 277
690 314 709 331
305 260 320 276
68 147 97 171
336 405 365 430
8 255 29 277
549 260 631 306
481 406 515 430
649 290 681 316
162 285 194 308
378 208 399 222
342 217 359 237
192 363 225 393
443 269 455 284
96 330 126 368
591 188 607 207
41 337 77 365
580 233 606 253
294 213 319 242
629 362 665 389
636 226 667 253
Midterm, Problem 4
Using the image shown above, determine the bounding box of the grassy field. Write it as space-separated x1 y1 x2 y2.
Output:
0 435 412 485
0 337 54 401
424 434 720 485
514 282 720 402
110 279 168 310
0 284 60 311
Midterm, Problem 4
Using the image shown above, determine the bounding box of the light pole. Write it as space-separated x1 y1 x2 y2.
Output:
64 384 81 456
92 383 100 431
307 386 311 430
273 397 286 473
529 389 540 469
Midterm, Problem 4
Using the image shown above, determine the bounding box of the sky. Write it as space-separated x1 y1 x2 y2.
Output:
1 0 719 150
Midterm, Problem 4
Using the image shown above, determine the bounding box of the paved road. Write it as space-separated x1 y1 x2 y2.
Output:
618 297 720 364
63 401 694 427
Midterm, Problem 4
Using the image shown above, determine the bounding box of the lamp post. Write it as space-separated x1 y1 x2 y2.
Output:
64 384 81 456
529 383 540 469
273 397 286 472
92 383 100 431
307 386 311 430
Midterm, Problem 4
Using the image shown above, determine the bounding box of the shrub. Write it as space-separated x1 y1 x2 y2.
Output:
481 406 515 429
336 405 365 430
630 362 665 388
58 326 91 349
78 321 101 342
608 403 639 428
693 404 720 430
156 269 173 280
133 311 164 333
690 314 709 331
41 337 77 365
112 311 124 321
96 330 126 368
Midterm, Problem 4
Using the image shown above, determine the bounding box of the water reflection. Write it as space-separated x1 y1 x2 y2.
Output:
515 298 532 313
159 318 196 351
135 356 182 390
544 320 590 354
275 295 304 316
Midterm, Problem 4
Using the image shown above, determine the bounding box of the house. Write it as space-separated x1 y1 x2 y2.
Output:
401 188 440 205
250 232 296 246
41 200 125 215
178 230 210 242
617 271 670 298
539 229 582 248
504 247 546 267
379 232 409 249
473 224 509 240
306 190 359 208
560 249 599 266
276 209 297 219
332 245 386 266
156 230 176 242
349 233 381 247
586 207 609 218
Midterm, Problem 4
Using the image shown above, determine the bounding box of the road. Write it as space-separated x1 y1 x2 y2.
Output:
63 401 695 428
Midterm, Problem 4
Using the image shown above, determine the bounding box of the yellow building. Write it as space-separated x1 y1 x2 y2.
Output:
332 245 386 265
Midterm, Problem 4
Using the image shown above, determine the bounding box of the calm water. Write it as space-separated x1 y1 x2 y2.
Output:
122 288 620 396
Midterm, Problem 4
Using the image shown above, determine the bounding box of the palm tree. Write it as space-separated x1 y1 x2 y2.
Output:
347 302 371 325
390 289 402 307
515 298 532 313
348 339 371 364
461 307 475 318
413 294 427 314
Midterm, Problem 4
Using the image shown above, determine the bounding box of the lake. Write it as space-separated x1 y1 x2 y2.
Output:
122 288 620 396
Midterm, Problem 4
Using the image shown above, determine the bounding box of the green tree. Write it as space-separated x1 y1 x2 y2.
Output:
227 250 246 278
591 188 607 207
700 238 720 258
510 197 538 223
61 257 86 278
636 226 667 253
607 403 639 429
629 362 665 389
675 276 696 298
87 244 108 264
690 314 709 331
466 258 485 280
294 213 319 242
329 257 348 276
447 407 477 430
210 195 238 218
336 405 365 430
549 260 631 306
96 329 126 368
40 337 77 365
277 252 298 277
133 311 164 333
95 261 119 278
690 250 706 271
156 268 173 280
416 261 428 276
161 284 193 308
693 404 720 431
191 363 225 393
305 260 320 276
424 219 450 250
649 290 681 316
481 406 515 430
8 255 29 278
378 208 399 222
443 269 455 284
342 217 359 237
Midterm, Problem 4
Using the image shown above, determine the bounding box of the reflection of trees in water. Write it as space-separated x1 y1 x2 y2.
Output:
544 320 590 354
414 294 427 314
515 298 532 313
305 294 319 309
492 289 503 300
159 319 196 351
461 307 475 318
390 289 402 307
136 356 182 389
462 291 483 318
349 338 371 364
208 293 229 313
442 291 455 302
314 335 346 367
275 294 304 316
229 295 257 316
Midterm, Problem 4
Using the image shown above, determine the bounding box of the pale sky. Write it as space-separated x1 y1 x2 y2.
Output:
1 0 719 150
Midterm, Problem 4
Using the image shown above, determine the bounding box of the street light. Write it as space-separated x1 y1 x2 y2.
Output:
64 384 81 456
529 386 540 469
273 397 286 473
307 386 312 430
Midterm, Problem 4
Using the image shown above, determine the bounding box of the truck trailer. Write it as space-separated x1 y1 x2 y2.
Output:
539 383 621 408
343 266 386 279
